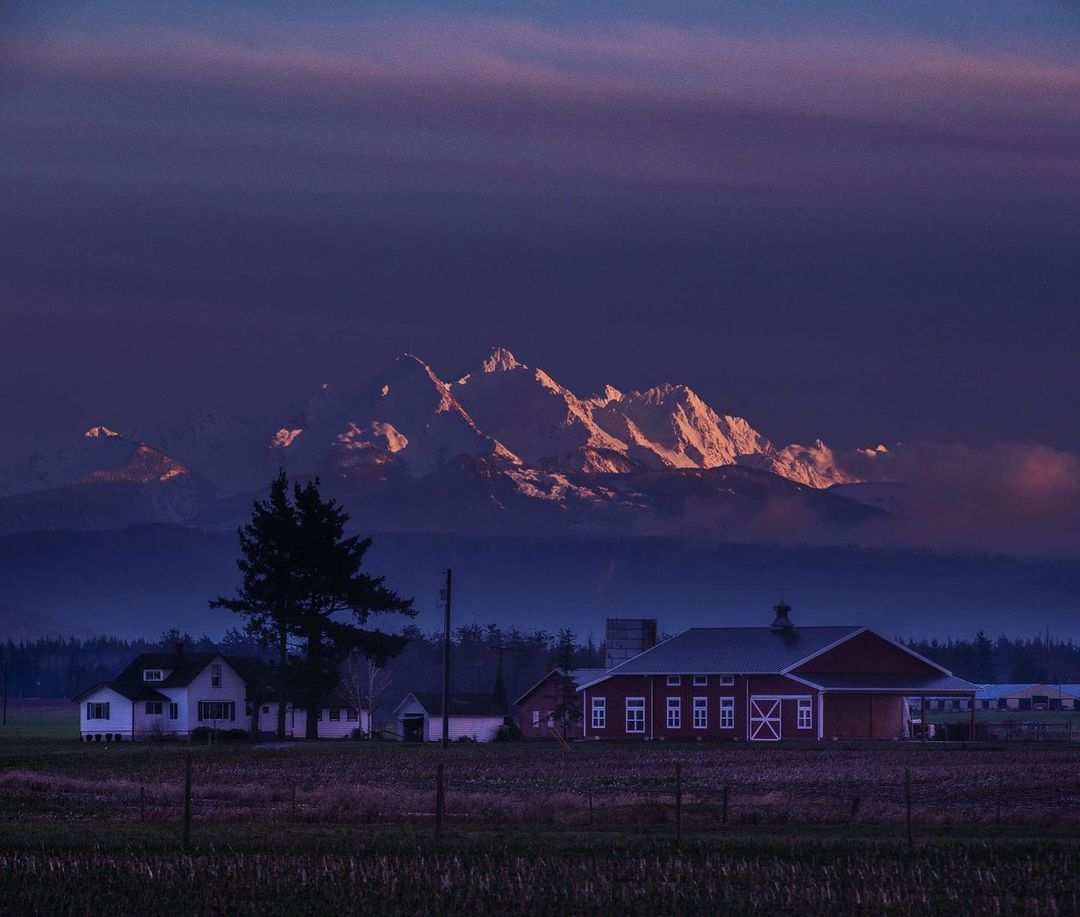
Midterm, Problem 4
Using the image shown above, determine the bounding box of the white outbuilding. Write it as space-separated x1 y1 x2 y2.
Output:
390 692 506 742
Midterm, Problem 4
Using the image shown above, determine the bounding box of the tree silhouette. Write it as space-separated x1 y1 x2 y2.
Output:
213 473 414 739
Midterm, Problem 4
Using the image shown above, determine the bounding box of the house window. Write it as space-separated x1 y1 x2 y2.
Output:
86 702 110 720
625 698 645 733
145 701 163 716
951 699 961 711
261 705 270 714
197 701 235 722
347 708 358 722
719 697 734 729
666 675 681 687
210 664 222 688
143 669 163 682
666 697 681 729
329 708 341 722
692 697 707 729
797 698 813 730
719 675 734 687
693 675 707 687
592 697 606 729
169 703 179 720
532 710 540 727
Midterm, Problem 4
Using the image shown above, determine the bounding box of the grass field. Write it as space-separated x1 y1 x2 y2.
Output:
0 699 76 739
3 702 1080 913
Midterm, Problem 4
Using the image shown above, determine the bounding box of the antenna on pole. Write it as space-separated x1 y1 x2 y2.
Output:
441 568 452 751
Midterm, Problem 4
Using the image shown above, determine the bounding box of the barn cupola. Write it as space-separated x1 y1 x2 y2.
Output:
770 601 794 632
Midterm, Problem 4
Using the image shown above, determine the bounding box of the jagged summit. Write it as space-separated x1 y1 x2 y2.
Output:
479 346 522 373
84 425 121 439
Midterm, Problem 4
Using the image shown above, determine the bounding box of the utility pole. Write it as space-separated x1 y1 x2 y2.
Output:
2 654 7 726
442 568 452 751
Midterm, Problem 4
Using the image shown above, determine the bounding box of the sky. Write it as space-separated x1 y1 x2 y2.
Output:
1 0 1079 464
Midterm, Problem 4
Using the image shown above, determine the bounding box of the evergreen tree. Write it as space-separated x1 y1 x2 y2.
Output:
291 478 415 739
211 471 301 738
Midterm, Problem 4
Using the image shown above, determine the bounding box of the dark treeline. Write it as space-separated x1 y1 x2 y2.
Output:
6 629 1077 703
904 632 1080 685
1 624 603 705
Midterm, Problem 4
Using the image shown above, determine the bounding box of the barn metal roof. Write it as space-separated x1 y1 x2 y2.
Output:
586 626 863 682
791 673 979 694
513 667 609 705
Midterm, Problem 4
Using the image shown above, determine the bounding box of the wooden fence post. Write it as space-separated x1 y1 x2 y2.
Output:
904 768 913 849
588 787 594 827
851 794 861 820
182 752 192 849
995 773 1002 825
434 762 445 843
674 763 682 845
722 785 729 825
291 783 297 821
139 785 146 822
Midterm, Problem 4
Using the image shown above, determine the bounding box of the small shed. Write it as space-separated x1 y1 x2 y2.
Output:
390 692 506 742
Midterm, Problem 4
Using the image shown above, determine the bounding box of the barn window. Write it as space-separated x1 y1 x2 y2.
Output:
719 697 734 729
719 675 734 687
169 703 179 719
666 697 681 729
666 675 681 687
692 697 707 729
797 699 813 729
532 710 540 727
86 702 110 720
329 709 341 722
145 701 163 716
591 697 606 729
211 664 222 688
347 709 359 722
143 669 163 682
625 698 645 733
693 675 707 687
197 701 235 722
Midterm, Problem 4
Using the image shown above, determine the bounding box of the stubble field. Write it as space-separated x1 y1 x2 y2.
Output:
2 730 1080 914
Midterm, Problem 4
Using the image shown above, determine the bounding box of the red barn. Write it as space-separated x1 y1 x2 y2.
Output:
578 605 979 741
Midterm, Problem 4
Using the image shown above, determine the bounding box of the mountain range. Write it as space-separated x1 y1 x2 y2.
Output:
0 347 891 537
3 347 1080 639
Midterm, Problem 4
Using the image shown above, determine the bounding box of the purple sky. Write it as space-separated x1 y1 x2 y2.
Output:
1 2 1078 462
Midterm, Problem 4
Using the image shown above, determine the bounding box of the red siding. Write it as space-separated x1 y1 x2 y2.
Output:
518 672 585 740
583 674 818 741
794 631 937 676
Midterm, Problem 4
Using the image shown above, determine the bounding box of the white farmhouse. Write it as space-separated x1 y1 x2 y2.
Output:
74 647 371 741
391 692 507 742
74 648 270 741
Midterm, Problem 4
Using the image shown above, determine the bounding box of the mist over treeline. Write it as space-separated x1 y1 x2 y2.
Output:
4 628 1079 703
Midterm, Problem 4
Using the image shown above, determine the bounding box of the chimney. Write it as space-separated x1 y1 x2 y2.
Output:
770 602 794 632
605 618 658 670
175 642 184 656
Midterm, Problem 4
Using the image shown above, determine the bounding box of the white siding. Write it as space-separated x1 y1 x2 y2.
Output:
79 687 134 739
290 707 369 738
425 716 503 743
185 657 250 734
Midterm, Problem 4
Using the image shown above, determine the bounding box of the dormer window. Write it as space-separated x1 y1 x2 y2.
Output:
143 669 164 682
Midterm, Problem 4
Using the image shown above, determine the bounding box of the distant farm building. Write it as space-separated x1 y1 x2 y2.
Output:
972 684 1080 712
391 692 507 742
524 606 980 742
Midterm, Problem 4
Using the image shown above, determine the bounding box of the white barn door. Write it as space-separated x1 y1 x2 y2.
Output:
749 697 782 741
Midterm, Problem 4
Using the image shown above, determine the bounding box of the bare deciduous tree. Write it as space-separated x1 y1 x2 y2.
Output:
342 652 395 737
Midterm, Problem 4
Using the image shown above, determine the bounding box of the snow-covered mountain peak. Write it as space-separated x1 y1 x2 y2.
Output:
83 425 121 439
478 346 522 374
